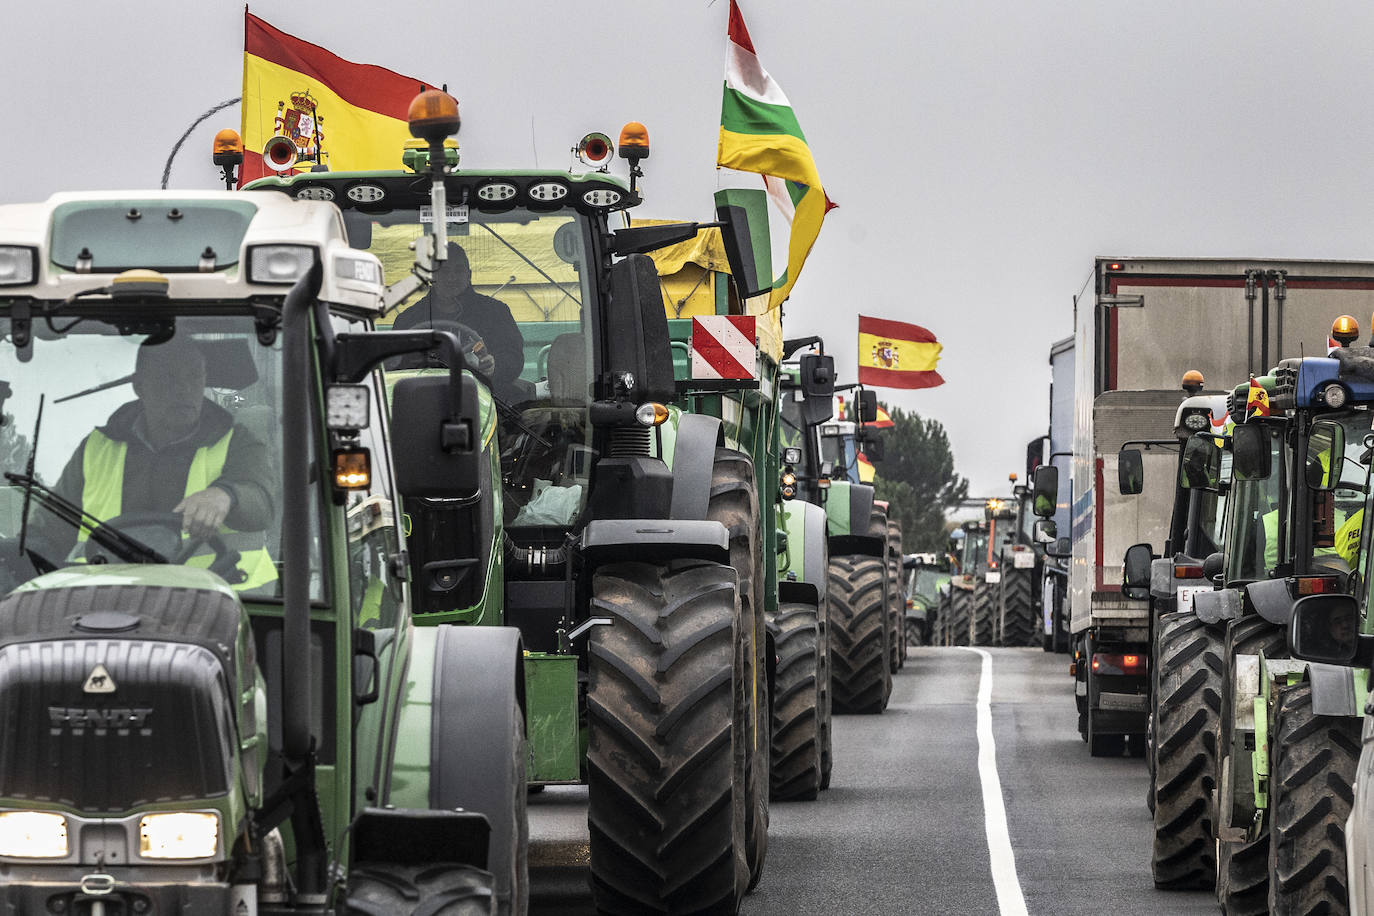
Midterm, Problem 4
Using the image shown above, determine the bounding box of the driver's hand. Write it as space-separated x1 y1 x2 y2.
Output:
467 339 496 376
176 487 232 539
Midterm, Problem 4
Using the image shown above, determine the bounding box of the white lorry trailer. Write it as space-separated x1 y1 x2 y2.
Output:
1067 257 1374 754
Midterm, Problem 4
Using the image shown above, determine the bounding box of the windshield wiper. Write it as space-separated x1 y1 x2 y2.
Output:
5 473 169 565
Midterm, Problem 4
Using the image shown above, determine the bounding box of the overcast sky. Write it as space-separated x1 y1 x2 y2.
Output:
6 1 1374 497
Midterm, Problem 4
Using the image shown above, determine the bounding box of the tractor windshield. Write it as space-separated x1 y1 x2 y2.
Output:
819 424 858 483
0 313 315 598
360 206 597 530
909 567 948 608
1223 423 1285 581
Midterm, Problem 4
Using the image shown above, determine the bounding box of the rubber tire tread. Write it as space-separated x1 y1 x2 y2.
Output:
345 863 496 915
769 600 822 801
1217 614 1288 915
1151 612 1222 890
829 554 889 713
705 448 769 893
949 587 971 646
586 560 745 916
1267 681 1359 915
971 579 995 646
998 568 1037 648
886 518 905 671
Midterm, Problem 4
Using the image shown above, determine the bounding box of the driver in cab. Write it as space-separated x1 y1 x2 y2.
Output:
390 242 525 399
34 337 276 590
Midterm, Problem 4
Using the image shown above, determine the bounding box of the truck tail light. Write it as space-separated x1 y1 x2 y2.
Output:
1091 652 1147 676
1174 564 1204 579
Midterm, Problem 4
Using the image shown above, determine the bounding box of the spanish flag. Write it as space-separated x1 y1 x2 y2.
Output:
858 315 944 389
856 451 876 484
717 1 833 310
241 11 433 184
871 405 895 429
1247 377 1270 419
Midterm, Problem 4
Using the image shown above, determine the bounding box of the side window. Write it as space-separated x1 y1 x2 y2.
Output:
345 371 404 629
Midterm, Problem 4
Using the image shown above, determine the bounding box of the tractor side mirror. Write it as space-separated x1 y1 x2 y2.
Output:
857 389 878 424
605 254 675 402
798 352 835 425
862 434 885 463
1033 519 1057 543
1306 419 1345 492
1046 536 1072 559
1180 435 1219 490
1289 593 1362 665
1031 465 1058 518
1118 448 1144 495
1232 423 1272 481
1122 542 1153 599
715 188 771 300
390 370 482 497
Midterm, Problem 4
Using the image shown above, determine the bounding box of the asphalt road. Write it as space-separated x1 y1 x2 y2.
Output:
530 647 1217 915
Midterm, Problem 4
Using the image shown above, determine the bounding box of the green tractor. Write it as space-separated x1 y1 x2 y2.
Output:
247 111 784 911
903 552 952 647
0 188 529 913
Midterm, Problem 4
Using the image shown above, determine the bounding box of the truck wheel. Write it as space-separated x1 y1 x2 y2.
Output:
999 568 1036 648
1268 681 1359 914
1151 612 1222 890
587 560 745 915
706 448 769 891
829 554 889 714
769 600 822 801
949 588 970 646
971 579 995 646
1216 615 1286 915
345 863 496 915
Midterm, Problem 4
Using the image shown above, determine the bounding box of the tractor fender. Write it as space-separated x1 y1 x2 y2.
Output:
1246 578 1296 627
583 518 730 569
668 413 724 521
1306 662 1365 717
829 483 884 556
1193 587 1241 625
1149 557 1174 600
430 625 527 898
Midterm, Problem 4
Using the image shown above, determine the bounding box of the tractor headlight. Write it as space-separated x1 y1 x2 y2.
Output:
248 245 314 284
1323 384 1348 409
139 812 220 860
0 811 69 858
1183 411 1209 431
0 247 37 286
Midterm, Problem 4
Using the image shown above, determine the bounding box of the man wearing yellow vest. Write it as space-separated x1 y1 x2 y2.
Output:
39 337 276 590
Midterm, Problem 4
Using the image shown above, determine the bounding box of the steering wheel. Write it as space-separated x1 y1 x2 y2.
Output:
86 511 244 584
426 319 496 379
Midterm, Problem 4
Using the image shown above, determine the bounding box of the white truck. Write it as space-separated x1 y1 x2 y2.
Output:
1065 256 1374 755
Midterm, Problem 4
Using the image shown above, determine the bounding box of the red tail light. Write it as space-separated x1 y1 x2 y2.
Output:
1091 652 1147 676
1294 576 1340 595
905 598 914 609
1174 564 1204 579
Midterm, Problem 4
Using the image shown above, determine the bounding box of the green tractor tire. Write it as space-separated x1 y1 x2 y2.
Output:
586 560 747 915
998 568 1037 648
1216 614 1288 915
886 518 904 672
949 587 971 647
1151 612 1222 890
1267 681 1359 914
345 863 497 915
706 448 770 892
769 600 822 801
971 579 995 646
905 613 926 649
828 554 889 714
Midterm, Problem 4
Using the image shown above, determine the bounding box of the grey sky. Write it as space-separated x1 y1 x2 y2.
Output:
6 1 1374 498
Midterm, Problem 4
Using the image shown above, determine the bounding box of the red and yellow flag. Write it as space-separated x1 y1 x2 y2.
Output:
241 11 433 184
871 405 895 429
858 315 943 389
856 451 876 483
1247 377 1270 419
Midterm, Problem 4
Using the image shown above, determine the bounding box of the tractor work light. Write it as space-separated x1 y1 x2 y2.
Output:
1182 410 1210 431
294 186 336 202
0 246 37 285
333 447 372 490
582 189 624 208
0 811 68 858
1322 384 1349 409
346 184 386 204
528 182 569 203
138 812 219 860
477 182 518 203
249 245 314 284
635 402 669 427
1333 315 1360 347
783 447 802 466
326 384 371 430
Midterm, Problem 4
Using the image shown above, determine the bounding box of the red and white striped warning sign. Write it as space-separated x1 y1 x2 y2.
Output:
691 315 758 380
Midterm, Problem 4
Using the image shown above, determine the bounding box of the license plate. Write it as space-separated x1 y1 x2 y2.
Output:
419 204 470 224
985 571 1001 584
1013 551 1035 569
1177 585 1206 613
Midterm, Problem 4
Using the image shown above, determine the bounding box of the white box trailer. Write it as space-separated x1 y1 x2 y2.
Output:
1069 257 1374 750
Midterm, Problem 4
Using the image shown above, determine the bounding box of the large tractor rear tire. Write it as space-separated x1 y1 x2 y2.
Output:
886 518 905 672
971 579 995 646
586 560 746 915
1267 681 1359 915
769 600 822 801
345 864 496 915
1151 612 1222 890
706 449 769 892
1216 614 1287 916
829 554 889 714
998 567 1037 648
949 587 971 646
905 614 925 649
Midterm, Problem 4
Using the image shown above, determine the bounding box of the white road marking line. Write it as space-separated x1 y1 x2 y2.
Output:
961 647 1029 916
